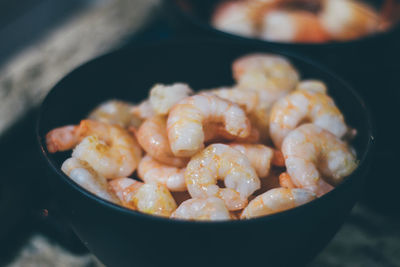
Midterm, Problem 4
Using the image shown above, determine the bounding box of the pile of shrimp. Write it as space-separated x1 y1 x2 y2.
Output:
212 0 394 43
46 53 358 221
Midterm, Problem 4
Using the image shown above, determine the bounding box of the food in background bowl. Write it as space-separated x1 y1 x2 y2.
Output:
212 0 395 43
45 53 358 221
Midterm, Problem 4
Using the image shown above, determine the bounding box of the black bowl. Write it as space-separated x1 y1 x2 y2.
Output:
37 40 374 267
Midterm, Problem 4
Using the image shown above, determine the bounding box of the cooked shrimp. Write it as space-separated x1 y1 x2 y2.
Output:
48 120 142 179
136 116 188 167
212 1 256 37
270 82 348 148
171 197 232 221
296 79 327 94
207 87 259 114
203 122 260 144
241 188 316 219
167 94 251 157
88 100 141 128
279 172 296 188
232 53 299 104
149 83 193 115
109 178 177 217
185 144 260 210
138 155 186 192
320 0 381 41
131 100 154 121
229 144 274 178
61 157 120 204
46 125 80 153
282 124 357 196
260 10 330 43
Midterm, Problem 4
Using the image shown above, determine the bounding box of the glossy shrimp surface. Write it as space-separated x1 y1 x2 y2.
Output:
61 157 120 204
62 120 142 179
185 144 260 210
167 94 251 157
109 178 177 217
282 124 357 196
270 81 347 148
229 143 274 178
138 155 186 192
241 188 316 219
171 197 232 221
136 116 188 167
149 83 193 115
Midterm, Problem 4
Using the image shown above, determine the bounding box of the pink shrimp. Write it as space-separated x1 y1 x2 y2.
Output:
137 155 186 192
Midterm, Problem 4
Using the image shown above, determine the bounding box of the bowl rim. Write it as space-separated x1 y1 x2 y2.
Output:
168 0 400 47
36 39 375 225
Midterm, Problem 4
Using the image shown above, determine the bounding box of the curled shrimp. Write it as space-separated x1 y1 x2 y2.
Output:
229 143 275 178
260 10 329 43
185 144 260 211
88 100 141 128
167 94 251 157
212 1 256 37
270 80 348 148
241 187 316 219
279 172 296 189
232 53 299 104
47 120 142 179
207 87 259 114
149 83 193 116
61 157 120 204
282 124 357 196
109 178 177 217
136 116 188 167
138 155 186 192
130 100 154 121
171 197 232 221
320 0 381 41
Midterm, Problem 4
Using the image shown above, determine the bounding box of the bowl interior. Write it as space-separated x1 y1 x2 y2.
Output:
37 40 373 218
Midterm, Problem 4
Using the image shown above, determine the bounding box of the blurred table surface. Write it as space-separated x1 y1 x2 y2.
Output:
0 0 399 266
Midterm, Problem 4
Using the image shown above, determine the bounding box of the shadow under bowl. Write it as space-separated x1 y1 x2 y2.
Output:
37 40 374 267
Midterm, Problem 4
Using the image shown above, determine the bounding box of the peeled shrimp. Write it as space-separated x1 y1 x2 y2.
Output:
136 116 188 167
207 87 259 114
47 120 142 178
61 157 120 204
270 81 348 148
232 53 299 104
279 172 296 189
46 125 80 153
185 144 260 211
229 144 274 178
167 94 251 157
138 155 186 192
241 188 316 219
261 10 329 43
171 197 232 221
282 124 357 196
320 0 381 41
88 100 141 128
109 178 177 217
149 83 193 115
212 1 256 37
131 100 154 121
